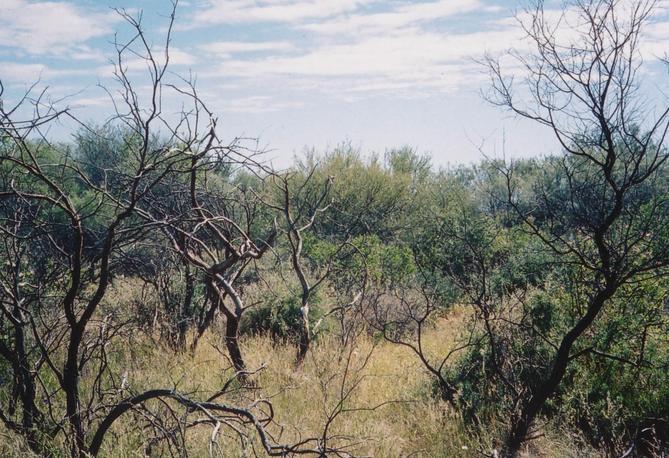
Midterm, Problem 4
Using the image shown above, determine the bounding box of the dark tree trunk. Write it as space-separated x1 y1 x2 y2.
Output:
175 266 195 352
192 293 217 352
63 326 87 458
15 326 39 450
504 286 616 456
225 315 245 374
2 320 44 455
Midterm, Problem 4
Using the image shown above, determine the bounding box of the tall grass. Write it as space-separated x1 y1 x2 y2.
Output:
0 305 592 457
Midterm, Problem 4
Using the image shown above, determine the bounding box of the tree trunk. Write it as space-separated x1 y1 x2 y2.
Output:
16 332 39 452
224 315 245 374
3 319 44 455
297 304 310 363
504 285 616 455
176 266 194 352
63 327 87 458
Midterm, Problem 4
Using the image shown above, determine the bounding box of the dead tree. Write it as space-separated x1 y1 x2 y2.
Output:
161 176 277 373
94 6 281 373
266 165 374 362
136 136 278 371
268 169 334 362
484 0 669 454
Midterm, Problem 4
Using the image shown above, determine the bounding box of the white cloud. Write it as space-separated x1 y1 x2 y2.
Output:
643 17 669 58
0 0 117 56
96 47 197 76
0 62 49 84
201 40 294 57
300 0 485 35
190 0 376 25
188 0 526 99
166 48 198 67
70 45 107 63
205 24 524 97
0 0 523 100
70 96 112 108
221 95 304 113
0 61 89 84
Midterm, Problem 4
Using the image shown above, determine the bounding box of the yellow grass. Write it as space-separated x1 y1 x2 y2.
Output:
0 305 592 457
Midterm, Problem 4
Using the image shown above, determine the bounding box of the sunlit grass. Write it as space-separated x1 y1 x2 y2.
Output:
0 304 593 457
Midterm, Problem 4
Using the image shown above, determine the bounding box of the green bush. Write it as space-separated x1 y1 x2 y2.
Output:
557 286 669 454
451 280 669 455
241 293 326 343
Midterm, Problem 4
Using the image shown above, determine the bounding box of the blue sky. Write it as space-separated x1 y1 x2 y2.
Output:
1 0 669 168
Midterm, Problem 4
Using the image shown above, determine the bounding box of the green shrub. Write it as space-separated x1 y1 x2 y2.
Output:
241 293 325 343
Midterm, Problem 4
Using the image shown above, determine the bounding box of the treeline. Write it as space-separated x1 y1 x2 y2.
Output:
1 0 669 457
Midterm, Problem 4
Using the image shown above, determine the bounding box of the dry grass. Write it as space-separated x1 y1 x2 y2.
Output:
91 308 472 457
0 305 593 457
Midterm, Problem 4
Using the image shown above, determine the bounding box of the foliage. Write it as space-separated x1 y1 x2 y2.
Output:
3 1 669 456
242 291 326 343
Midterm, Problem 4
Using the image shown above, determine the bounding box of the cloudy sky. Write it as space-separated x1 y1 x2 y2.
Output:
1 0 668 167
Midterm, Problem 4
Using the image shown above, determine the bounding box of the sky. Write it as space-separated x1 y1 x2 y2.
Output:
1 0 669 168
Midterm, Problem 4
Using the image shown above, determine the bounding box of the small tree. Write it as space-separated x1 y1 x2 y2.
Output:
140 146 277 372
266 164 371 362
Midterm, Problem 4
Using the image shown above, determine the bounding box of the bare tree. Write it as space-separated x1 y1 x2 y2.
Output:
277 169 333 362
484 0 669 454
105 9 280 373
267 167 361 362
140 148 277 372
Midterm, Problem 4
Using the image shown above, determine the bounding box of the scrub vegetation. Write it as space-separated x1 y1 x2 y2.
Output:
1 1 668 456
